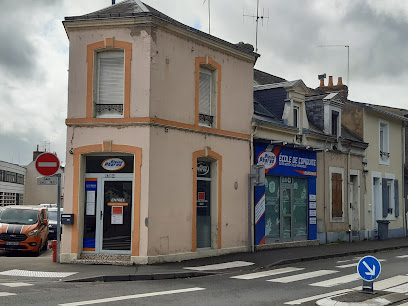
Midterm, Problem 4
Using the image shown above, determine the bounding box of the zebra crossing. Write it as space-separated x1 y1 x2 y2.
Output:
229 255 408 305
0 282 32 299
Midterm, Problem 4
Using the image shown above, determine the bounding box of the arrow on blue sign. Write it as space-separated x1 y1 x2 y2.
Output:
357 255 381 281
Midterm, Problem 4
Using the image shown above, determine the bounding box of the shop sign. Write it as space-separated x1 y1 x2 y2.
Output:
256 144 317 177
101 158 125 171
197 162 210 176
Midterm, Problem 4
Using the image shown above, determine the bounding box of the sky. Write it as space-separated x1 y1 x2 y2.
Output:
1 0 407 166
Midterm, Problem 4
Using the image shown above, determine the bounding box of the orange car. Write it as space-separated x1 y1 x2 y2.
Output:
0 206 49 255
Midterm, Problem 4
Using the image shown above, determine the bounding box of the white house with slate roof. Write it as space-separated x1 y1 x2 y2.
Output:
61 0 258 264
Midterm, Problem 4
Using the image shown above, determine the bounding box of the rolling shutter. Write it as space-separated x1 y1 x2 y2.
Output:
395 180 399 217
199 70 212 115
331 173 343 218
97 51 124 105
382 178 389 217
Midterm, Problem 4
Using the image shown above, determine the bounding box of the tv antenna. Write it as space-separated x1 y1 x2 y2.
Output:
203 0 211 34
318 44 350 88
243 0 269 53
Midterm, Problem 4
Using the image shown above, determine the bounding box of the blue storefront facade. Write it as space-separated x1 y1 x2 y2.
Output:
254 141 317 245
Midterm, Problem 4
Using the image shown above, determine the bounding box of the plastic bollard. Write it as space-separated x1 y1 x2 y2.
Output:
49 240 57 262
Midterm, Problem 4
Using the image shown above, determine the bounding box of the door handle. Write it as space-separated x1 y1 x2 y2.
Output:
100 210 103 220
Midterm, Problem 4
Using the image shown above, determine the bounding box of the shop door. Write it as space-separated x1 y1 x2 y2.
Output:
281 186 293 241
101 178 133 253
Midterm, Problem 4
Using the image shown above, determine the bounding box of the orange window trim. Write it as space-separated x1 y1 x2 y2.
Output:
195 57 222 129
71 144 142 257
192 149 222 252
86 39 132 119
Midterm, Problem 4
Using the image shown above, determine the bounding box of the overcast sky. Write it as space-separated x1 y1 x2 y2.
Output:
1 0 407 166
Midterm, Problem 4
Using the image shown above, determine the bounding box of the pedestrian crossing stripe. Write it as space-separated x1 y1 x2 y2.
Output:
231 267 304 280
184 261 254 271
284 289 352 305
336 259 385 269
267 270 338 283
396 255 408 259
0 292 16 297
309 273 360 287
0 282 33 287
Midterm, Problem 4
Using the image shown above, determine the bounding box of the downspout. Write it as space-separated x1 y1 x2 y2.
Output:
402 123 406 237
323 137 329 244
347 141 352 242
248 124 258 252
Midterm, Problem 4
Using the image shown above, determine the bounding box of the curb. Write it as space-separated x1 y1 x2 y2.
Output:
65 271 217 282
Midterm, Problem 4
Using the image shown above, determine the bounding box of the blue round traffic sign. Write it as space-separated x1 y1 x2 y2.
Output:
357 255 381 281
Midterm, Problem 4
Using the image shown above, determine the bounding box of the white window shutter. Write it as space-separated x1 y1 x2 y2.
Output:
199 71 211 115
98 52 124 105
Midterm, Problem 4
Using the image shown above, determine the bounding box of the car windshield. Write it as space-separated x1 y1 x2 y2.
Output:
0 209 39 225
48 211 57 221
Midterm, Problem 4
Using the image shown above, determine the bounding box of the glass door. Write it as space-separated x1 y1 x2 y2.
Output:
101 179 133 253
281 187 292 240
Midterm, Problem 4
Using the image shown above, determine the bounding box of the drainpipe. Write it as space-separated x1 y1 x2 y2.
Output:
402 123 407 237
347 142 352 242
323 137 329 244
248 124 258 252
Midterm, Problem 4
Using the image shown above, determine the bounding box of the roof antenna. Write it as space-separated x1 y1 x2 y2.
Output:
317 44 350 89
203 0 211 34
243 0 269 53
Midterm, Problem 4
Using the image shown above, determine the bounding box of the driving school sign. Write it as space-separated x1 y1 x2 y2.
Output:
256 144 317 176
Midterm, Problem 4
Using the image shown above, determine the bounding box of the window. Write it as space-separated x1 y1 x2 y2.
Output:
94 51 124 118
379 121 390 164
293 106 299 128
381 178 399 218
199 68 214 127
332 111 339 136
330 167 344 221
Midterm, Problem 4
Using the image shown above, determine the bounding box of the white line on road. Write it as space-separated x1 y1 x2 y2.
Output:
310 273 360 287
285 289 352 305
0 282 33 287
336 259 385 269
396 255 408 259
353 275 408 291
184 261 254 271
0 270 77 278
0 292 17 297
58 287 206 306
267 270 338 283
231 267 304 280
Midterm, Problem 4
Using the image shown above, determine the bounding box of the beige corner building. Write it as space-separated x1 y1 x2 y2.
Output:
61 0 258 264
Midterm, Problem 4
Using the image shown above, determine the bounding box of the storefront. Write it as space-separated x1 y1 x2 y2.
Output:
82 155 134 254
254 141 317 245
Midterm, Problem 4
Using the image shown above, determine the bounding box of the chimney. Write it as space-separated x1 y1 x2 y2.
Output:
328 76 333 86
320 79 324 87
337 77 343 86
33 145 44 161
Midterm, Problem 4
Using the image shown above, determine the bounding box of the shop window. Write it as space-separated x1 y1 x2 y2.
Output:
265 176 280 241
330 168 344 221
196 160 212 248
94 51 125 118
379 121 390 165
199 67 216 127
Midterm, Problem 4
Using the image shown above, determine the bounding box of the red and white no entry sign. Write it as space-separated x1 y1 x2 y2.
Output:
36 153 60 176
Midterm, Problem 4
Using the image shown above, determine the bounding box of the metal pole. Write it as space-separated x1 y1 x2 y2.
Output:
56 173 61 263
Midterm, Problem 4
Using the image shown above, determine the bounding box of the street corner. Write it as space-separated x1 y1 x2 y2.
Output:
316 290 408 306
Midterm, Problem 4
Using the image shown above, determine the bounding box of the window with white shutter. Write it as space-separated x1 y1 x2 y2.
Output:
199 68 214 127
95 51 124 118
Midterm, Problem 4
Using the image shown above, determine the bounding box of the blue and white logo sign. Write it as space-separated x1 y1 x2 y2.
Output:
357 255 381 281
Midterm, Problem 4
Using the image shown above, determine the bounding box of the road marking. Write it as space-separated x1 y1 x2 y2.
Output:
336 259 353 263
267 270 338 283
310 273 360 287
0 270 77 278
384 283 408 293
285 289 352 305
184 261 254 271
336 259 385 268
0 282 33 287
396 255 408 259
0 292 17 297
59 287 206 306
352 275 408 291
231 267 304 280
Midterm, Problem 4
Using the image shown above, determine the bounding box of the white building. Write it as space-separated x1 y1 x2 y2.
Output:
0 161 26 206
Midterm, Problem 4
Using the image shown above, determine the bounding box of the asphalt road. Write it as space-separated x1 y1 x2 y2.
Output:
2 248 408 305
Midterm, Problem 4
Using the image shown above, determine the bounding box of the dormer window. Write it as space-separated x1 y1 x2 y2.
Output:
293 106 299 128
331 111 339 136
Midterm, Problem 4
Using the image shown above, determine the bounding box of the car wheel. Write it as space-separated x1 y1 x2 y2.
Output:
42 240 48 251
35 240 42 257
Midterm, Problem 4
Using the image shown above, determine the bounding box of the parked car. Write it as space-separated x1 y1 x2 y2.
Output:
47 207 63 240
0 206 49 255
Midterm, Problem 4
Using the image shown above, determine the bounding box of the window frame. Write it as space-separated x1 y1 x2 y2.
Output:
198 67 214 127
293 106 299 128
329 167 344 222
331 111 339 137
379 120 390 165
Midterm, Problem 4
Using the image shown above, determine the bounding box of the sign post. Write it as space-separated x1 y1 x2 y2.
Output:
357 255 381 293
35 153 61 263
248 165 265 252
